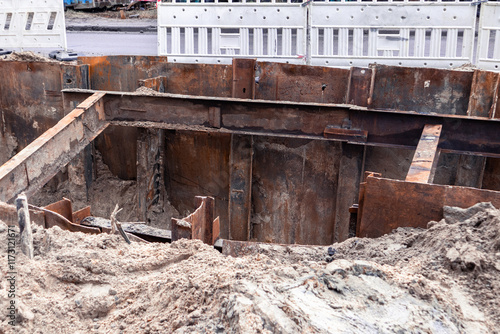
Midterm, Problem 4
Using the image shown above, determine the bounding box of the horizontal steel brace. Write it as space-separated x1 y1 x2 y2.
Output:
62 89 500 158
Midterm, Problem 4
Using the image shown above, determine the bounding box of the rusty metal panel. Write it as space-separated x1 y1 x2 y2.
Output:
73 206 91 225
164 131 231 239
482 158 500 191
406 124 442 183
212 216 220 245
78 56 169 180
232 59 256 99
137 128 165 222
193 196 215 244
467 70 500 118
44 198 73 223
347 67 372 107
228 134 253 241
66 89 500 158
370 65 473 115
78 56 169 92
334 143 365 242
139 76 166 93
324 126 368 143
358 176 500 238
254 62 350 103
0 61 70 156
251 137 342 245
165 63 233 97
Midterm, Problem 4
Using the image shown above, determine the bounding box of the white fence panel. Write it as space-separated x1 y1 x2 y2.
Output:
0 0 67 49
477 2 500 71
309 0 477 69
158 0 307 64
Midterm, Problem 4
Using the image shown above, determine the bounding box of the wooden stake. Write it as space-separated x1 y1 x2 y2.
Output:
16 193 33 259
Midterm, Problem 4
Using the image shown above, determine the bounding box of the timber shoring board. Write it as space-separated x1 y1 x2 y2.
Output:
406 124 442 183
357 176 500 238
0 92 108 203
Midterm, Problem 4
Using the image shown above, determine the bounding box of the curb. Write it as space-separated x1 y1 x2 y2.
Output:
66 25 157 33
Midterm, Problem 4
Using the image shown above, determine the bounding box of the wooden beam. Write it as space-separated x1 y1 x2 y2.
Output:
228 134 253 241
406 124 442 183
0 92 108 202
63 89 500 158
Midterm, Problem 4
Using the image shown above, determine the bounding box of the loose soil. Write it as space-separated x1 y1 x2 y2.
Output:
0 202 499 333
31 151 179 229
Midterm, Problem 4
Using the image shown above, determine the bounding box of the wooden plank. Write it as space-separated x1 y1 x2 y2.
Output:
232 59 256 99
228 134 253 241
406 124 442 183
334 143 365 242
358 176 500 238
0 92 108 203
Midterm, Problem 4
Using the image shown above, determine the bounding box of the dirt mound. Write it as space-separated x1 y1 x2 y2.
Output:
0 52 60 63
0 203 498 333
333 202 500 330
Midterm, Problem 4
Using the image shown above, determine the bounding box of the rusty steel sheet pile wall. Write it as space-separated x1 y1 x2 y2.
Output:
3 56 500 245
0 60 89 165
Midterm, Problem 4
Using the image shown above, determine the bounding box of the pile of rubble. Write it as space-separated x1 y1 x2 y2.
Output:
0 203 499 333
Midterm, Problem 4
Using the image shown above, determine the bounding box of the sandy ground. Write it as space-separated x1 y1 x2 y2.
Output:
0 202 499 333
31 151 179 229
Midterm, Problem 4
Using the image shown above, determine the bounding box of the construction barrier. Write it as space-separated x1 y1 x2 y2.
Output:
309 0 477 68
158 0 307 64
0 0 67 49
158 0 484 69
477 2 500 71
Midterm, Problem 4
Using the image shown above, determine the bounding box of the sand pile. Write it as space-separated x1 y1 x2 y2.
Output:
0 203 498 333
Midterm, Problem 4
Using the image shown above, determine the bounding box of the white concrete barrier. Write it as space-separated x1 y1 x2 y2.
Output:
0 0 67 49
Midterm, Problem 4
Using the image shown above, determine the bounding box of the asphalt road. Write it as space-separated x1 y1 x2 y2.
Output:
67 31 158 57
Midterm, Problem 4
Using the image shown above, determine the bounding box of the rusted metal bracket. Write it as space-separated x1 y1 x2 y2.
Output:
171 196 220 245
0 92 109 202
406 124 442 183
324 126 368 143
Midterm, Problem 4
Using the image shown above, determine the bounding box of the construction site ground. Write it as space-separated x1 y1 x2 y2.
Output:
1 202 499 333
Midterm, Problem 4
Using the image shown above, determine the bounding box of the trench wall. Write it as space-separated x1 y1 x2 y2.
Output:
1 56 500 244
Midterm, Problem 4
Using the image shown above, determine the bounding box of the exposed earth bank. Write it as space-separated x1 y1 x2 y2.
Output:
0 202 499 333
